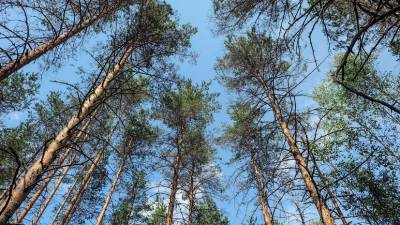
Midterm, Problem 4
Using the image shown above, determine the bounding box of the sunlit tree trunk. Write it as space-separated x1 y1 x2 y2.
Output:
166 127 184 225
49 165 86 225
30 153 77 225
95 154 127 225
0 0 129 81
14 116 92 224
0 44 134 224
58 123 117 225
187 163 195 225
260 79 336 225
13 151 74 224
297 128 348 225
251 156 274 225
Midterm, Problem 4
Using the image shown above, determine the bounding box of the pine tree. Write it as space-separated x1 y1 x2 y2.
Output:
147 194 167 225
192 196 229 225
155 80 218 225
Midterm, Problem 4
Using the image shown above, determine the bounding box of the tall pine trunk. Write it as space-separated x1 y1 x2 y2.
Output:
49 165 86 225
251 156 274 225
31 152 77 225
13 151 74 224
297 130 348 225
0 0 128 81
14 116 92 224
166 128 184 225
95 154 126 225
260 78 336 225
187 163 195 225
58 123 118 225
0 44 134 224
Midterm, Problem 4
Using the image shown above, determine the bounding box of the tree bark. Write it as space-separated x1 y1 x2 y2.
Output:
58 122 118 225
261 79 336 225
49 165 85 225
95 154 126 225
14 116 92 224
166 127 184 225
0 0 129 81
296 127 348 225
30 153 77 225
13 150 73 224
251 157 274 225
0 44 134 224
187 163 195 225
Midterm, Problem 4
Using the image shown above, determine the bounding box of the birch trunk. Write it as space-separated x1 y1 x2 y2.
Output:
0 45 134 224
0 0 128 81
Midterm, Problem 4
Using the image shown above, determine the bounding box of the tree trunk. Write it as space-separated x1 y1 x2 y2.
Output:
95 155 126 225
14 116 92 224
262 81 336 225
312 156 348 225
251 157 274 225
30 113 96 225
187 163 195 225
0 0 129 81
58 122 117 225
13 150 74 224
0 45 134 224
31 152 77 225
166 129 184 225
49 165 86 225
297 127 348 225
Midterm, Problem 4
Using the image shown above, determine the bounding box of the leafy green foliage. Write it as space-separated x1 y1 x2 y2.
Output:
147 194 167 225
192 196 229 225
0 72 39 115
313 54 400 224
110 172 151 225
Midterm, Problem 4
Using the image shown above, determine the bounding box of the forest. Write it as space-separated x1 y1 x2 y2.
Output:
0 0 399 225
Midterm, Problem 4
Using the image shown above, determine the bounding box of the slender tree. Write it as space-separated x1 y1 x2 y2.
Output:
155 80 218 225
216 32 336 225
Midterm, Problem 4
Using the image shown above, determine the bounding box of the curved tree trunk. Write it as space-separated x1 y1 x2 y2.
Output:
0 44 134 224
0 0 129 81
